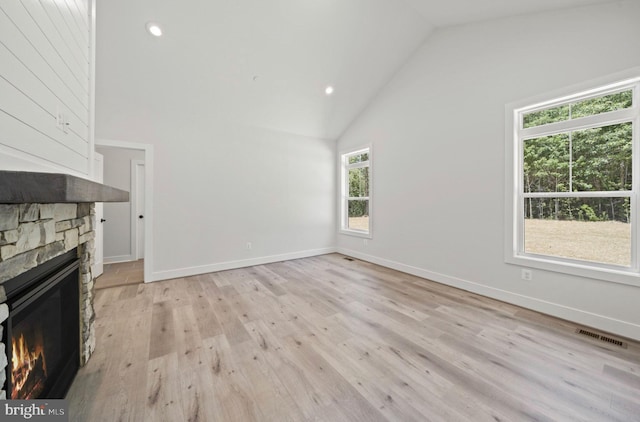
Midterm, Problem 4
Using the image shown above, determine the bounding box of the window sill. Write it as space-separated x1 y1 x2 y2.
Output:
339 229 372 239
506 254 640 287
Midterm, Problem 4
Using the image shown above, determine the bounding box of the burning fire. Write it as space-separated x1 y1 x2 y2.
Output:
11 333 47 399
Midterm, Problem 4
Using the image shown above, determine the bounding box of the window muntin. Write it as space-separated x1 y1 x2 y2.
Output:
515 80 639 273
341 147 371 236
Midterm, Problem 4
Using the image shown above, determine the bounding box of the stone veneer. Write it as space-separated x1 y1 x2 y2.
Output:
0 203 97 400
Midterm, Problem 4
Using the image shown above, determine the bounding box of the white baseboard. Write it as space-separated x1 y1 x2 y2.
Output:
150 247 337 282
337 247 640 342
104 254 135 264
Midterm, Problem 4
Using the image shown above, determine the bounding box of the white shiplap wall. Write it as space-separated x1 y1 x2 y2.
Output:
0 0 92 176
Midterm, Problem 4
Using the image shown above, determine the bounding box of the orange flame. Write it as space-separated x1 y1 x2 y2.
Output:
11 333 47 399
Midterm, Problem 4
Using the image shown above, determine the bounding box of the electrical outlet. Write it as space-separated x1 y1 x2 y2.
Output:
363 239 368 247
246 242 252 250
521 269 533 281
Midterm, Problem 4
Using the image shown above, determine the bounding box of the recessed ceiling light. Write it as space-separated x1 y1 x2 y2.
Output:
325 86 334 95
146 22 163 37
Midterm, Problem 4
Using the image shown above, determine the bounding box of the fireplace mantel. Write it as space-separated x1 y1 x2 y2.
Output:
0 171 129 204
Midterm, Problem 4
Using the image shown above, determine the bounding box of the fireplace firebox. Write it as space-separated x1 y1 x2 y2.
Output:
3 249 80 399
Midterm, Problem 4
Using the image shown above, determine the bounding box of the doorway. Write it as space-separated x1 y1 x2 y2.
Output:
94 140 154 283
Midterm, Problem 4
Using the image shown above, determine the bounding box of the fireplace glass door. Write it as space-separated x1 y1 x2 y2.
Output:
5 251 80 399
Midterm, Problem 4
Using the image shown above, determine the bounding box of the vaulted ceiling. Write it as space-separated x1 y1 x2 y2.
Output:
96 0 616 140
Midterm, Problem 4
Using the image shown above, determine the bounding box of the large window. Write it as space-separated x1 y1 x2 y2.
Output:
507 77 640 284
340 146 371 237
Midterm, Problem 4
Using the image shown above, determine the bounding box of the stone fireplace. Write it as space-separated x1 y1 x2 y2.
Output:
0 171 128 400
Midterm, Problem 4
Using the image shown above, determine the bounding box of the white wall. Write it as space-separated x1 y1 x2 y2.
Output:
95 146 144 262
0 0 92 176
337 1 640 340
95 118 336 280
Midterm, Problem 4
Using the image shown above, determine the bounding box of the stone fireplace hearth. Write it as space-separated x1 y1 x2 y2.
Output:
0 171 128 400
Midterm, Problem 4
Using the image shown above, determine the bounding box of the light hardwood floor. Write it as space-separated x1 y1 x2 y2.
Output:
95 260 144 290
68 254 640 421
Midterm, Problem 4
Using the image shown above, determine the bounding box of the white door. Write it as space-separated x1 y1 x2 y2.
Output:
134 161 145 260
93 153 105 277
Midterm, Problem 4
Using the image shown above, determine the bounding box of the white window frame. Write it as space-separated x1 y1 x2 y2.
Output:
339 145 372 238
505 73 640 287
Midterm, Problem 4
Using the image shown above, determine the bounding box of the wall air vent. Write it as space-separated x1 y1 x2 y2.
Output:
575 328 627 349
